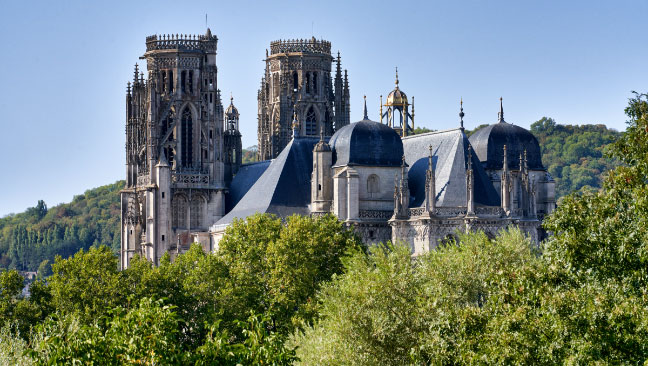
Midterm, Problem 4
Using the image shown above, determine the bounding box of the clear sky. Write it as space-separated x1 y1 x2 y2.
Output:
1 0 646 216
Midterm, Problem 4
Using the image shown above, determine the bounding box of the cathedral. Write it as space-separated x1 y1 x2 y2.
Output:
120 30 555 269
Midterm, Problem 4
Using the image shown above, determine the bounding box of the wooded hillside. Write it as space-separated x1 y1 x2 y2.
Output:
0 181 123 272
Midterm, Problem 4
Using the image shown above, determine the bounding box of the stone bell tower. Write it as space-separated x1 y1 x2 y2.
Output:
120 29 227 269
257 38 350 161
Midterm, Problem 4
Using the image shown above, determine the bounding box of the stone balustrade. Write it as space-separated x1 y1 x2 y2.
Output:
146 34 217 52
270 38 331 55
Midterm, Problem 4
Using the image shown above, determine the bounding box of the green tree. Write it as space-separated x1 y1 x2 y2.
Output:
36 260 51 280
294 229 539 365
194 313 298 366
531 117 620 197
0 325 31 366
0 270 24 326
48 246 122 320
122 245 229 348
412 126 435 135
544 93 648 284
31 297 184 365
218 213 361 334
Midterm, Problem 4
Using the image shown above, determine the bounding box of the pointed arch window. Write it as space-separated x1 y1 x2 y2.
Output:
305 107 317 136
190 196 203 228
172 196 187 228
293 72 299 91
181 108 193 167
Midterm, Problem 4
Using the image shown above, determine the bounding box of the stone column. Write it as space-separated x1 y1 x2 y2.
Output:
346 168 359 220
333 169 347 220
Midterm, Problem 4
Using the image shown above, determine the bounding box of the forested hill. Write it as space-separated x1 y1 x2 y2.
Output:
0 120 621 272
529 117 621 198
0 181 123 272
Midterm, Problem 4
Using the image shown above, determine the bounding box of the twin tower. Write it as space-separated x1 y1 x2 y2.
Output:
121 31 349 268
257 38 351 160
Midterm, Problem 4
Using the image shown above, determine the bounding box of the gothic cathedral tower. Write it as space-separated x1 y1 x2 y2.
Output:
257 38 350 160
121 29 227 269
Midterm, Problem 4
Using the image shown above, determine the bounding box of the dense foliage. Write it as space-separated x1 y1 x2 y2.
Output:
530 117 621 197
0 181 123 271
0 213 360 365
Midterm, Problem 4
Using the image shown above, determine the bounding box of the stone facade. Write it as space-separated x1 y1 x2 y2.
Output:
257 38 350 161
120 30 241 269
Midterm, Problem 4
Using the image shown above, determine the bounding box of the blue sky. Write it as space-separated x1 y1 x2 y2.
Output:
1 0 646 216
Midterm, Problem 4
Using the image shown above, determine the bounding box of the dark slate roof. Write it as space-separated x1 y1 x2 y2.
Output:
330 120 403 167
469 122 544 170
403 128 501 207
225 161 271 212
214 137 319 226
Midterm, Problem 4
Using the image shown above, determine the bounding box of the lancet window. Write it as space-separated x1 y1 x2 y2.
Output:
190 196 203 228
181 108 193 167
172 196 187 228
305 107 317 136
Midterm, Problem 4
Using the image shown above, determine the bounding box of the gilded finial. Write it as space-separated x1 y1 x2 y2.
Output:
395 67 399 87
